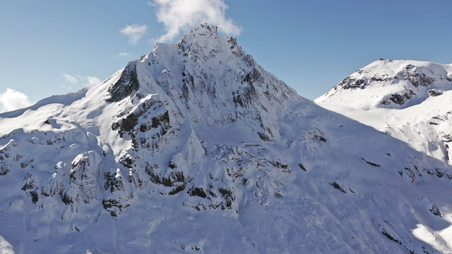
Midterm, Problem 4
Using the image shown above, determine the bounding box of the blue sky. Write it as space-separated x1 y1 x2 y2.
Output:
1 0 452 111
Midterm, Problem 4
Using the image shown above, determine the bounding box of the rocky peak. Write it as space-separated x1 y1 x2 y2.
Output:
175 23 243 62
178 24 220 55
105 24 301 140
186 23 219 38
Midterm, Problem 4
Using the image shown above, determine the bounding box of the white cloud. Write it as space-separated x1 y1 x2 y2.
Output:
150 0 242 42
62 73 78 84
114 52 130 59
120 24 148 44
86 76 101 87
0 88 32 112
118 52 130 57
61 73 101 90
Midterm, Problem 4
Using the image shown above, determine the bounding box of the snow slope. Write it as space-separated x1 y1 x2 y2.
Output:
317 59 452 167
1 25 452 253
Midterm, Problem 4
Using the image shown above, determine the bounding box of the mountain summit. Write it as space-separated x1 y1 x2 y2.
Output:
0 25 451 253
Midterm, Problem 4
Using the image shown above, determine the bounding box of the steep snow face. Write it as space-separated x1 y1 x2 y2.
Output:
1 25 452 253
316 59 452 110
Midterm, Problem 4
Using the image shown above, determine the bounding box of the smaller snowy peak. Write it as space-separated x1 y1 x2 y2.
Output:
317 59 452 109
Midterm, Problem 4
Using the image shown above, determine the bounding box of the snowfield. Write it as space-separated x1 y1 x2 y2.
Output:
1 24 452 253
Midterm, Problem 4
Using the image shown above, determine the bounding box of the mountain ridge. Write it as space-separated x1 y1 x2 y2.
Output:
316 59 452 110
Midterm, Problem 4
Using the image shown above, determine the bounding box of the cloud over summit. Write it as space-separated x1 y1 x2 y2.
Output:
150 0 241 42
120 24 148 45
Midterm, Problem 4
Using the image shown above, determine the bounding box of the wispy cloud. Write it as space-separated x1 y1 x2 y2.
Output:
0 88 31 112
150 0 241 42
114 52 131 59
120 24 148 44
86 76 101 87
61 73 101 90
62 73 78 84
118 52 130 57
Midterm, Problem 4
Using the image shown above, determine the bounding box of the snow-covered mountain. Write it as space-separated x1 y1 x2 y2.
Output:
317 59 452 109
316 59 452 168
1 25 452 253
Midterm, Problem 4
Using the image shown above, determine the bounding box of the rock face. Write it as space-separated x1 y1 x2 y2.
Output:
0 25 452 253
316 59 452 109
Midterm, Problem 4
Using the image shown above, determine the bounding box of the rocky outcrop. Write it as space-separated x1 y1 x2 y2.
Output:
107 61 139 102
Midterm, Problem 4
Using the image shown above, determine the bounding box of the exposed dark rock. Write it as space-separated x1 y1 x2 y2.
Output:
218 187 235 209
146 164 161 184
428 89 443 97
298 163 307 171
30 191 39 204
21 173 39 203
402 69 434 87
380 90 415 106
0 165 9 175
120 155 134 169
102 199 130 217
21 179 35 191
361 157 381 167
107 62 139 102
168 161 177 169
313 134 327 142
161 171 185 187
232 70 260 108
435 168 444 178
152 111 170 129
404 167 416 183
382 230 402 245
120 114 138 132
20 159 34 169
268 160 291 173
337 77 366 90
61 191 73 205
329 182 346 193
274 192 283 198
257 132 271 142
139 111 171 136
429 204 442 217
443 134 452 142
188 187 207 198
104 171 125 193
168 184 186 195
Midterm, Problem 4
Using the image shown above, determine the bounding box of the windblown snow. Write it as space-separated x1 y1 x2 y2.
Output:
1 25 452 253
